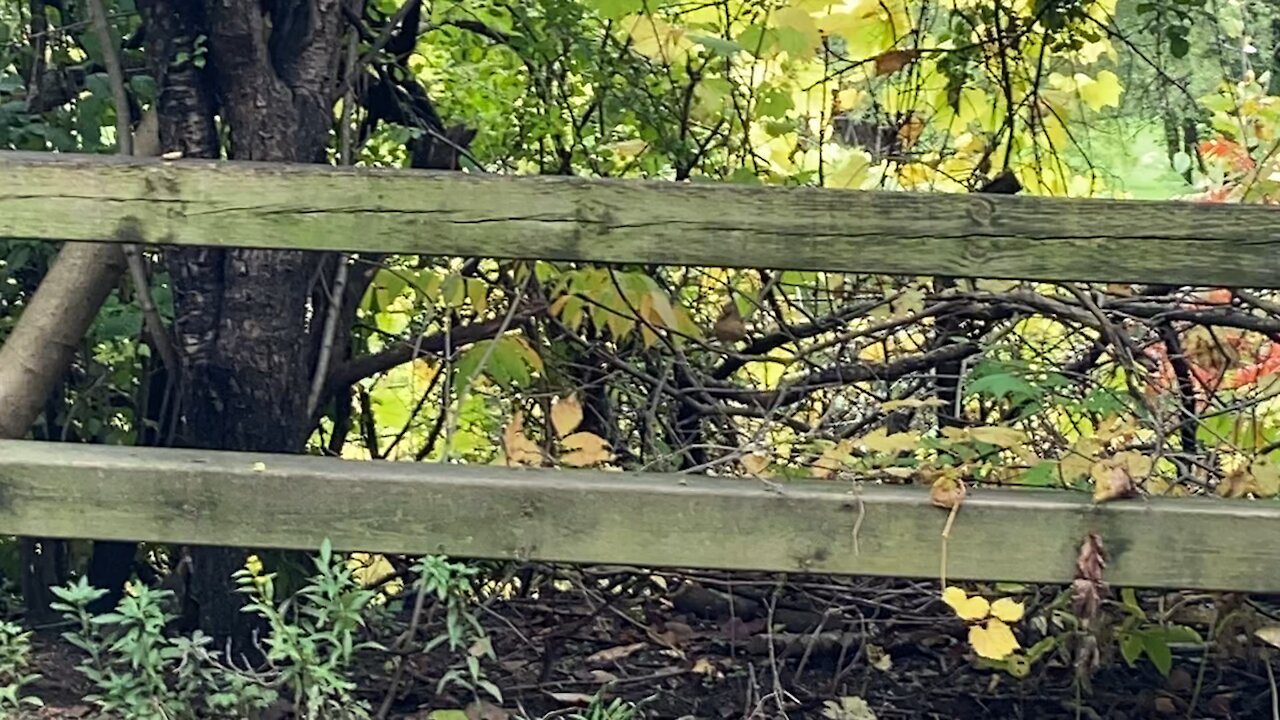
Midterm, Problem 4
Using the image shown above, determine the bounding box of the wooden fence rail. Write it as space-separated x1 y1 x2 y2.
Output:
1 441 1278 592
3 151 1280 287
2 150 1280 592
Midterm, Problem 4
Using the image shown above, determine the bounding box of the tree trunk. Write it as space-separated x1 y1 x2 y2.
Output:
139 0 357 652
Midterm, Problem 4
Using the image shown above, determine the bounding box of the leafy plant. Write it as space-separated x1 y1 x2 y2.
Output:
235 538 383 719
413 554 503 704
1113 588 1203 676
51 576 196 719
0 618 43 712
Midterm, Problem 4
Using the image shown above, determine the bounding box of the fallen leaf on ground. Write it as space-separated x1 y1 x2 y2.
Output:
546 692 596 706
943 586 989 621
970 618 1020 660
990 597 1025 623
585 642 647 665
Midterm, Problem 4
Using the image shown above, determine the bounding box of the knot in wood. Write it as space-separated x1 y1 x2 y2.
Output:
966 196 996 228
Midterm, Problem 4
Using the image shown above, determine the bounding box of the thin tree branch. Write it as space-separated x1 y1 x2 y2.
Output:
307 34 359 419
325 305 545 394
89 0 178 380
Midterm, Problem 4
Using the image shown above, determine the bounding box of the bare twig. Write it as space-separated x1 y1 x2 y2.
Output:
307 35 359 419
88 0 178 380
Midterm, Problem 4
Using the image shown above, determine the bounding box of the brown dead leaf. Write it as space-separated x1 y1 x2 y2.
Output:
930 474 966 509
650 620 695 648
713 300 748 342
503 412 542 466
720 616 766 641
874 49 920 75
1072 533 1108 620
550 395 584 438
1090 451 1148 503
589 669 619 683
897 114 924 149
585 642 647 666
560 431 612 467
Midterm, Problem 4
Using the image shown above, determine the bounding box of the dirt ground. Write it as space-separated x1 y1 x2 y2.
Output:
20 567 1280 719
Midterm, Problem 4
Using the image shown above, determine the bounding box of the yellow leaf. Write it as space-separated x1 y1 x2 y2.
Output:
890 287 926 317
550 395 584 438
503 412 542 467
990 597 1025 623
942 586 990 621
969 618 1020 660
252 461 267 473
626 15 691 62
742 453 770 476
835 87 863 110
560 431 611 467
974 279 1020 293
880 398 945 411
691 656 721 677
967 426 1028 448
1250 458 1280 496
860 428 919 455
1076 70 1123 111
511 336 545 374
812 440 853 479
467 279 488 316
1254 625 1280 649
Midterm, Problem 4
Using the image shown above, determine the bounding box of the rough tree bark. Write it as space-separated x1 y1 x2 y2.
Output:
137 0 360 650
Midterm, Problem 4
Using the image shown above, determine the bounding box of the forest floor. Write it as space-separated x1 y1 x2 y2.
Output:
19 567 1280 720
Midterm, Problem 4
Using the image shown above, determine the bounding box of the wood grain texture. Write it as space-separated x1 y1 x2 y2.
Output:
1 440 1278 591
2 151 1278 287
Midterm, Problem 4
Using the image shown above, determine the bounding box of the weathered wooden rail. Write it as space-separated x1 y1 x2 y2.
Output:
2 150 1280 592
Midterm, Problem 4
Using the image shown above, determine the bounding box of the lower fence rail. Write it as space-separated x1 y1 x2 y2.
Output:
0 440 1276 592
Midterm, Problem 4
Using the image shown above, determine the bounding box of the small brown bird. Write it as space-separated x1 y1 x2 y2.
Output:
713 300 748 343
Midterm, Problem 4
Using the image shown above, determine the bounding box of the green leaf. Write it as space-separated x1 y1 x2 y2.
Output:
582 0 644 19
1019 461 1058 487
442 274 465 308
1138 629 1174 676
967 371 1039 402
690 34 743 56
1118 631 1142 666
1120 588 1145 619
1161 624 1203 644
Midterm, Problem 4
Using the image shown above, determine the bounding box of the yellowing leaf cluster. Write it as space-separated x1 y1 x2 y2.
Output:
942 586 1025 660
551 395 613 467
502 396 614 468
